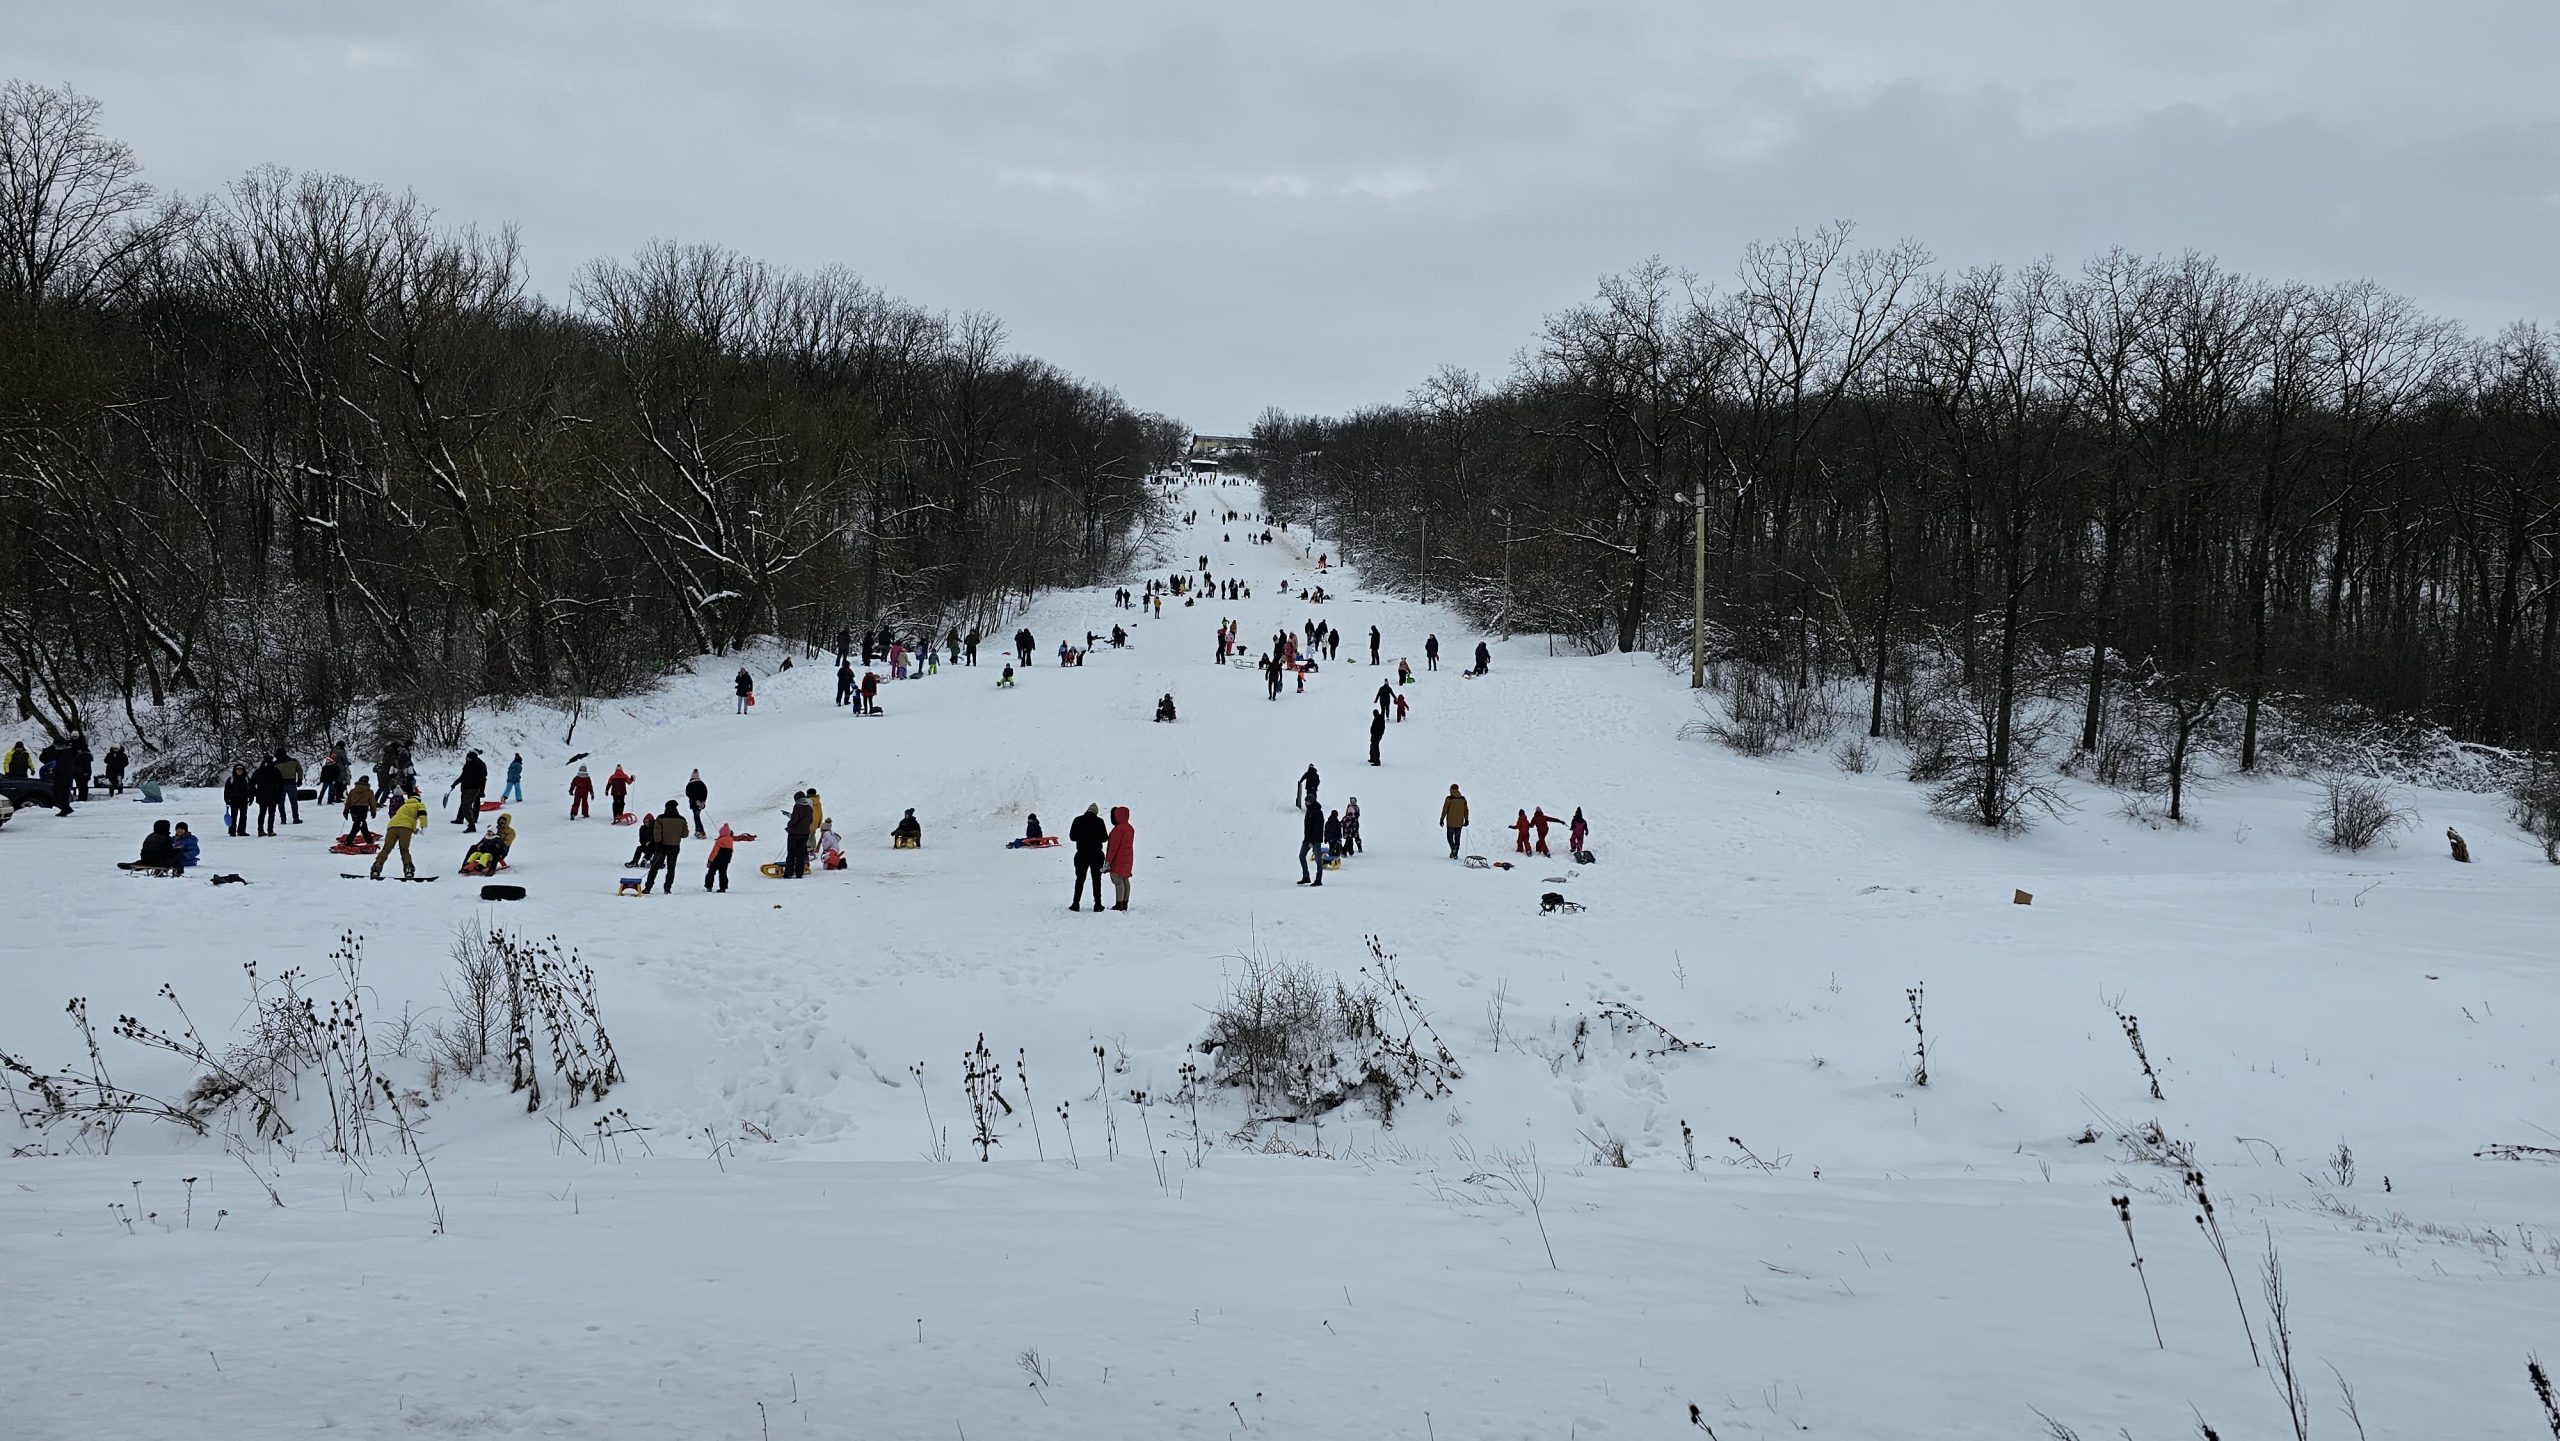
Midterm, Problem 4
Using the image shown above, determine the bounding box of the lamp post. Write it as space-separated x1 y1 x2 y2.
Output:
1688 480 1706 689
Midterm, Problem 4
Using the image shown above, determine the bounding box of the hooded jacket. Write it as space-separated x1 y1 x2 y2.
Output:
1439 791 1469 828
458 753 488 792
1105 806 1134 878
1302 798 1326 842
344 777 377 814
386 796 430 834
709 823 736 856
685 774 709 806
606 767 632 797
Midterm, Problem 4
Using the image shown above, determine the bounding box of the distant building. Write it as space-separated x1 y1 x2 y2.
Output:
1186 434 1254 472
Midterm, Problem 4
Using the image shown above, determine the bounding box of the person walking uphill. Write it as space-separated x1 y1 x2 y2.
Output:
1105 805 1135 911
569 765 595 818
685 769 710 838
1294 763 1321 810
1439 784 1470 859
606 765 633 820
1369 707 1387 767
370 792 430 879
643 802 688 893
704 823 736 892
449 750 488 827
1069 803 1109 911
734 666 754 715
1297 795 1327 886
502 752 525 803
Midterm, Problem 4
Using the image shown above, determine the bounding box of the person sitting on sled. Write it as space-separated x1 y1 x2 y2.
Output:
891 809 923 848
997 664 1016 688
1154 692 1177 722
126 820 181 871
1024 812 1044 842
172 822 200 868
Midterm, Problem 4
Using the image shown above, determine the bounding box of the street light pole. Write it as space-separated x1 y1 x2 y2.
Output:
1689 479 1707 690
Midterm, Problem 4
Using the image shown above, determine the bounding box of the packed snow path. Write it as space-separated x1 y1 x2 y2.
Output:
4 481 2555 1439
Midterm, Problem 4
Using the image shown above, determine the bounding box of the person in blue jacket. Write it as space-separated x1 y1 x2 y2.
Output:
172 822 200 868
503 752 525 802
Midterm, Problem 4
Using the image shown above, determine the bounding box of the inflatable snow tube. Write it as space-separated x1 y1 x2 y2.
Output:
479 883 526 901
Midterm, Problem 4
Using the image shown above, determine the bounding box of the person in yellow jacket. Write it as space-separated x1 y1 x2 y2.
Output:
803 787 826 845
371 793 430 879
1438 783 1470 860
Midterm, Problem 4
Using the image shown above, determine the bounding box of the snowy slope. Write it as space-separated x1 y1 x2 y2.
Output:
3 481 2556 1440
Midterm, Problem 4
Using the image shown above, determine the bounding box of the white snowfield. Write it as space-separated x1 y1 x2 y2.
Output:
3 483 2554 1440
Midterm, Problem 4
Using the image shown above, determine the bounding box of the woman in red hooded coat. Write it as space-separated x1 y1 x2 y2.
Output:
1105 805 1135 911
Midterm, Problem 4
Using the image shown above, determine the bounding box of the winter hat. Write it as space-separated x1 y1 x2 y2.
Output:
577 765 589 775
1085 803 1100 816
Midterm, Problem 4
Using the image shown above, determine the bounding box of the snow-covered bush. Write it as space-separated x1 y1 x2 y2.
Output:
2509 756 2560 864
2312 774 2413 853
1194 937 1458 1125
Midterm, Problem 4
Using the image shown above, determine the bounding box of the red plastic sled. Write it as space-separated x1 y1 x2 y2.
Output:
480 800 503 812
612 814 639 826
1008 836 1060 849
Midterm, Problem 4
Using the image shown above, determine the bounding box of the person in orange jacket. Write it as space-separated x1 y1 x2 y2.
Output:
1530 806 1558 857
704 823 736 891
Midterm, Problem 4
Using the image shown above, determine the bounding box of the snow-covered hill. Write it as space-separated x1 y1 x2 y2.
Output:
4 481 2554 1440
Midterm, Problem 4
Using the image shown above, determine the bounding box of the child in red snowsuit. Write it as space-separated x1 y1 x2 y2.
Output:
568 767 595 818
1568 808 1588 855
1530 807 1557 857
1512 809 1533 855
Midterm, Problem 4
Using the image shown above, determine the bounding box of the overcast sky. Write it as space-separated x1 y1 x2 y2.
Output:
19 1 2559 428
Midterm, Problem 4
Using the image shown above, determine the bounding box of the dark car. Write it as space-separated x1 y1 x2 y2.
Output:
0 776 57 811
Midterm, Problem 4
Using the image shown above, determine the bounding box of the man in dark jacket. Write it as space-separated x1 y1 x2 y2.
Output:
835 660 855 707
1473 641 1492 676
964 629 980 666
643 802 689 893
685 769 710 837
1297 796 1326 887
734 667 754 715
130 819 180 870
46 741 74 816
835 627 852 666
1368 708 1387 767
1068 803 1109 912
1369 626 1381 666
1015 628 1035 664
783 791 812 878
67 733 92 800
102 744 128 796
1294 763 1320 810
250 756 286 835
277 751 305 824
451 750 488 827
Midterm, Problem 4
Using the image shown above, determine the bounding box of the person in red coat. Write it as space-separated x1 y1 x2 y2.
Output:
1105 805 1135 911
606 765 633 819
1568 808 1588 855
1530 807 1558 857
1512 808 1533 855
568 765 595 818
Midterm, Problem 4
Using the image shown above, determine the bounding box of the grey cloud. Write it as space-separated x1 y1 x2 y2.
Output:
15 2 2557 426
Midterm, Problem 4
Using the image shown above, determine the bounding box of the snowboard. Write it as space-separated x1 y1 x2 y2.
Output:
342 872 439 882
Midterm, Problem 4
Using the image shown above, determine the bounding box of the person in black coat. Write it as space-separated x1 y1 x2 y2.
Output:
733 667 754 715
451 750 488 827
685 769 710 837
1368 707 1387 766
250 756 286 836
1294 763 1320 809
1068 802 1109 911
1369 626 1381 666
1324 808 1345 857
835 628 852 665
222 763 252 834
1297 796 1326 886
67 733 92 800
102 744 129 796
131 819 180 870
1473 641 1492 676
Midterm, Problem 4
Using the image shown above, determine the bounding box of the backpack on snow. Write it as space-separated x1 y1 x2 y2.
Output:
1539 891 1584 914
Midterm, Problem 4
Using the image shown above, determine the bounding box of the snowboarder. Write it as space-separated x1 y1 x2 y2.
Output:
1106 805 1135 911
1297 796 1326 886
1069 803 1108 911
734 667 754 715
642 803 688 893
569 765 595 819
1368 707 1386 766
685 769 710 837
449 750 487 828
370 792 429 879
704 824 736 892
502 752 525 802
1439 785 1470 859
